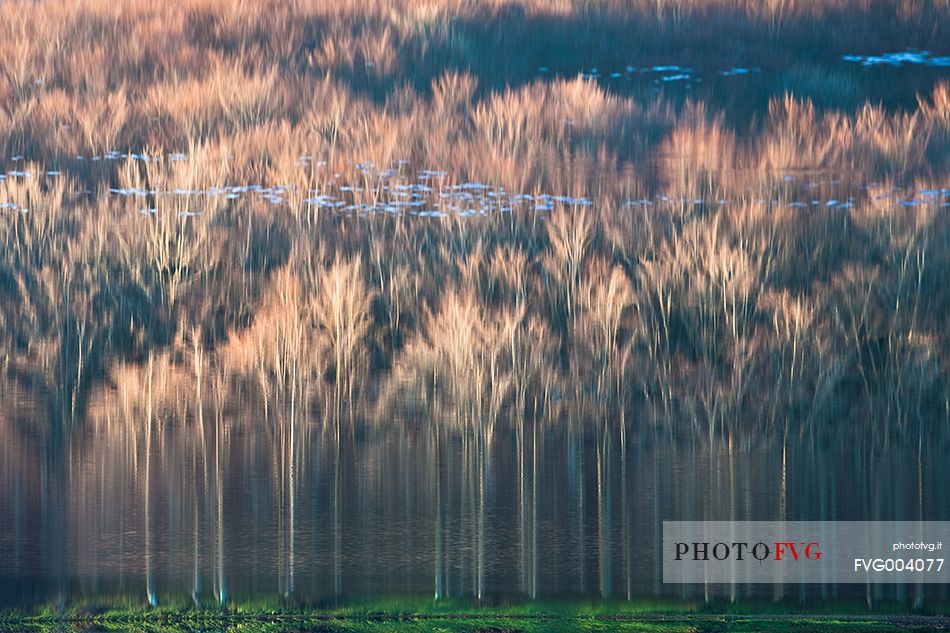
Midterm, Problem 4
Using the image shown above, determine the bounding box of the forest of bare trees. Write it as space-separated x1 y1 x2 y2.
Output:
0 0 946 441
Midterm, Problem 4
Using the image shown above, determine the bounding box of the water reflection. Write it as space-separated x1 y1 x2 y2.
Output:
1 383 948 608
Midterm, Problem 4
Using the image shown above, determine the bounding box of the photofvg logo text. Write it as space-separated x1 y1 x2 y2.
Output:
663 521 950 584
674 540 822 562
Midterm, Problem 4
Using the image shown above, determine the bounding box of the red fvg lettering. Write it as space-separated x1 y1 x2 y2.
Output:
774 542 823 561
